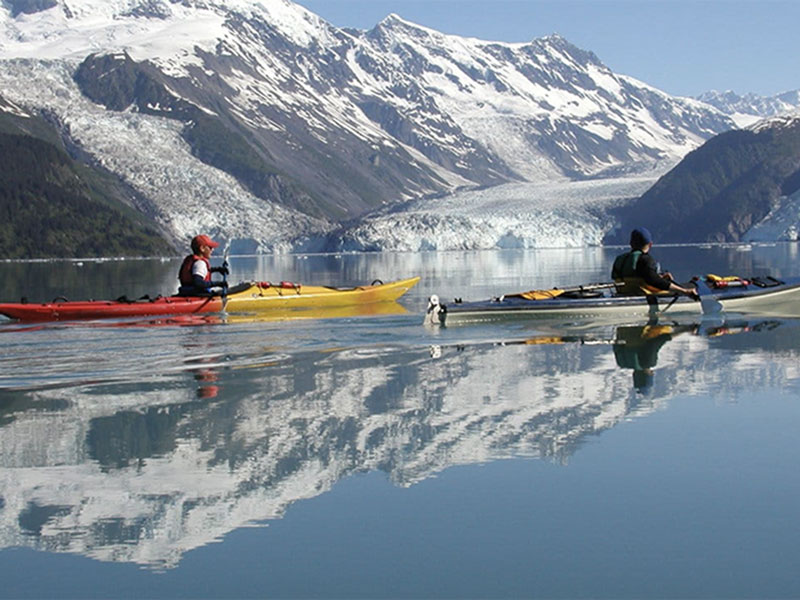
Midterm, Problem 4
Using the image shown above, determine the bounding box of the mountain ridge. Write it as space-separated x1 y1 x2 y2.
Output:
1 0 797 255
697 89 800 123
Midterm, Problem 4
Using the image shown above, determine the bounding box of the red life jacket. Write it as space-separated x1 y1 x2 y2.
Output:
178 254 211 286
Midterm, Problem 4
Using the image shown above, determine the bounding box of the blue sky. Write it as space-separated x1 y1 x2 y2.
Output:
293 0 799 98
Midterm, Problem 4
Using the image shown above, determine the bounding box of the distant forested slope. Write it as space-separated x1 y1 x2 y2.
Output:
606 116 800 244
0 110 173 259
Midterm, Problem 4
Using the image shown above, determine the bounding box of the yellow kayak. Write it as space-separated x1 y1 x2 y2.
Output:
223 276 420 311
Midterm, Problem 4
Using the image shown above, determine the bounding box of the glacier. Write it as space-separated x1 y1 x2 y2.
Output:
316 176 658 252
0 59 332 252
744 189 800 242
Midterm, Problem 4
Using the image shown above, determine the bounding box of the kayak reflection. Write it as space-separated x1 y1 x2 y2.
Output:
135 299 410 327
611 318 784 394
434 316 786 396
151 302 409 399
0 314 796 569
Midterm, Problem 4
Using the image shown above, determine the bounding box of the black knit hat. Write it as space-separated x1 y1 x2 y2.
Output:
630 227 653 249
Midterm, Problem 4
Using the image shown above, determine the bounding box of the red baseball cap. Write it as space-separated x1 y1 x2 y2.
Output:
192 234 219 249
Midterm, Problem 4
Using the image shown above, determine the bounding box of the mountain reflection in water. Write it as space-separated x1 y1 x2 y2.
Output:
1 311 798 569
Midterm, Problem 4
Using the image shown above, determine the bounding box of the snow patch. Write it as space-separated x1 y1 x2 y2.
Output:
744 189 800 242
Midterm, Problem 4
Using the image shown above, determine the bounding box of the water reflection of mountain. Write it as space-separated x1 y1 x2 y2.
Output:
1 318 799 568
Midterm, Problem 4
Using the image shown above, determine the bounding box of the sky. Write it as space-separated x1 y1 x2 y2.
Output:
293 0 799 98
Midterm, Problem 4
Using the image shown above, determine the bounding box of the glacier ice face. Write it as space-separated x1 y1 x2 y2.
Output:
323 177 657 252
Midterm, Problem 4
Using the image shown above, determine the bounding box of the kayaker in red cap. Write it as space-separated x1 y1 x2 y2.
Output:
177 234 230 296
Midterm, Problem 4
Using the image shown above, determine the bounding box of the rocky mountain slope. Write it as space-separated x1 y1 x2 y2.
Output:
0 0 741 255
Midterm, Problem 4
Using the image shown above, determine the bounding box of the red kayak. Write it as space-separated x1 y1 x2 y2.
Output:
0 295 223 322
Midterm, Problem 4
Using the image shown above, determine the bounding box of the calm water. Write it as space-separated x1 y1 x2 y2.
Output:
1 244 800 599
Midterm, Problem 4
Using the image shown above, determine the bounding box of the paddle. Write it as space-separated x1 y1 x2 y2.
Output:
504 281 618 301
657 275 700 314
657 293 681 315
656 274 721 316
556 281 619 294
221 240 231 312
693 276 723 315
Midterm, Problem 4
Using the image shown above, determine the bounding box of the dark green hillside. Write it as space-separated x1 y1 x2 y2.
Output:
0 117 173 258
607 118 800 243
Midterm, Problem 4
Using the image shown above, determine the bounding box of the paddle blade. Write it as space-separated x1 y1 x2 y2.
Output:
693 278 723 315
700 295 723 315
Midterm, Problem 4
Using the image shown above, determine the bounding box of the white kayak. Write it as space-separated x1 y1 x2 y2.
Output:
425 275 800 326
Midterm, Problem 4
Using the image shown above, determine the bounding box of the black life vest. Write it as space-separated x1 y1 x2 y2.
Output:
611 250 642 281
612 250 666 295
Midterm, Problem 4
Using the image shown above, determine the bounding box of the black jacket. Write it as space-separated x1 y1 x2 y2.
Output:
612 250 671 292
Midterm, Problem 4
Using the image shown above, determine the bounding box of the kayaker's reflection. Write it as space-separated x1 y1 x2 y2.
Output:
185 351 222 399
194 367 220 399
182 334 225 398
613 322 695 394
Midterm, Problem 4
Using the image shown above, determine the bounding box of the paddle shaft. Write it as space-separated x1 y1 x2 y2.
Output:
556 282 618 293
221 241 231 311
658 294 681 314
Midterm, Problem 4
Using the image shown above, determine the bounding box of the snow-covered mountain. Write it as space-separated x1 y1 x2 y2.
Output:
0 0 739 252
743 112 800 242
697 89 800 126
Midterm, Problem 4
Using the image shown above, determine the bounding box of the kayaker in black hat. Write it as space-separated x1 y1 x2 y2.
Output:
612 227 696 296
177 234 229 296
